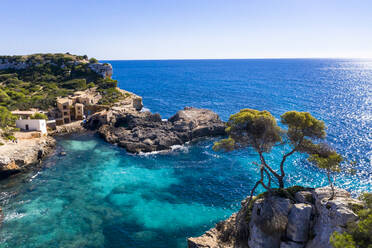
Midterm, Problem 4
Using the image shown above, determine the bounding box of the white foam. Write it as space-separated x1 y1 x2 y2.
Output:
140 107 151 113
137 144 189 156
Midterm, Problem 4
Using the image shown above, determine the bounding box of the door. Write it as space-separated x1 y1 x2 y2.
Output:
25 124 29 130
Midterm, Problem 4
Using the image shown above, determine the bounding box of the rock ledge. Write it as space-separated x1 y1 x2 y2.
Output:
188 186 364 248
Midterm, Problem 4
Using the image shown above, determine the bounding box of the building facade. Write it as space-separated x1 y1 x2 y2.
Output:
15 119 47 134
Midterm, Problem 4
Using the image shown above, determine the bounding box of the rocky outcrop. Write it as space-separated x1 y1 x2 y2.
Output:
88 63 113 78
96 107 226 153
0 136 56 178
188 186 364 248
52 121 87 135
0 56 111 78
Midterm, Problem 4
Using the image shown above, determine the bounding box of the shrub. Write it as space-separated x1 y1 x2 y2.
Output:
0 106 16 128
89 58 98 63
30 113 48 120
61 78 87 90
331 192 372 248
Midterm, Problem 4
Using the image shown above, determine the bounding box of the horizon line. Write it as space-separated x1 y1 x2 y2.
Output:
99 57 372 61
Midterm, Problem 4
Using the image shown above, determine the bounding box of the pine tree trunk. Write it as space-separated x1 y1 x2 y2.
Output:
278 177 284 189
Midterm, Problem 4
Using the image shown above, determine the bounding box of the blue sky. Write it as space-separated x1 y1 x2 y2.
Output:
1 0 372 59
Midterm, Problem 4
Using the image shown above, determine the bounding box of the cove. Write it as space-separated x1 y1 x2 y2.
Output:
0 132 361 248
0 59 371 247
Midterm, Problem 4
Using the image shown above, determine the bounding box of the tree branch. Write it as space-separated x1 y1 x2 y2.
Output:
258 151 280 179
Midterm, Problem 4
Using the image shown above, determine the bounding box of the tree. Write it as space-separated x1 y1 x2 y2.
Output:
89 58 98 64
0 106 16 128
307 144 343 200
30 113 48 120
213 109 332 192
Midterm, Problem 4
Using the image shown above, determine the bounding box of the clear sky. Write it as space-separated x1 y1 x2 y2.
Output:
1 0 372 60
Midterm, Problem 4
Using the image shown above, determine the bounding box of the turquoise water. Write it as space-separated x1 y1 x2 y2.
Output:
0 59 371 247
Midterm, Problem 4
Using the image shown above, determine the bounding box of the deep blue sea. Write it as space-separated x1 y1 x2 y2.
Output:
0 59 371 248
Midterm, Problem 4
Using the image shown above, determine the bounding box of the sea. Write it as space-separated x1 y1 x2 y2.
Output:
0 59 371 247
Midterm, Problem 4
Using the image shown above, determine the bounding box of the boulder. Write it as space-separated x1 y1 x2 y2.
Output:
305 187 363 248
248 196 293 248
295 191 313 204
286 203 312 242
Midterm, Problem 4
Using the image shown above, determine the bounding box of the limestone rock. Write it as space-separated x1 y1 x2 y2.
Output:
280 241 304 248
286 203 312 242
305 187 363 248
0 136 56 178
188 187 364 248
88 63 113 78
295 191 313 204
248 196 293 248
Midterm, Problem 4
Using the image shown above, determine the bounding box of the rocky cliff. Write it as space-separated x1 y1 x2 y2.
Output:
188 186 364 248
88 63 113 78
89 107 226 153
0 54 112 79
0 136 56 178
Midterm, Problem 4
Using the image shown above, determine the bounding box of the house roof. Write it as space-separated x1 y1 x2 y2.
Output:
11 110 36 115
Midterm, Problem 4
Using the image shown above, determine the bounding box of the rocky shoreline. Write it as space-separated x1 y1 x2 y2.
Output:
188 186 364 248
0 136 56 178
95 107 226 153
0 88 226 176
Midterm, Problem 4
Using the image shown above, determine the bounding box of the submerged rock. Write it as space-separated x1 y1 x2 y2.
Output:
188 186 364 248
97 107 226 153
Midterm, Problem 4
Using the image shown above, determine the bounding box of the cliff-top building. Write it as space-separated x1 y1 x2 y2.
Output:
56 88 102 125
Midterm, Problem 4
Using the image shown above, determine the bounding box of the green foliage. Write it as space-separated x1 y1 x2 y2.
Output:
213 109 333 190
98 87 124 105
331 193 372 248
0 53 119 123
214 109 282 153
97 78 117 89
89 58 98 63
212 137 235 152
330 232 357 248
30 113 48 120
61 78 87 90
281 111 326 143
0 106 16 128
308 147 343 172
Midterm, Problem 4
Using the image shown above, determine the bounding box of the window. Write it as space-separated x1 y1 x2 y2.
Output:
63 105 67 110
64 112 68 115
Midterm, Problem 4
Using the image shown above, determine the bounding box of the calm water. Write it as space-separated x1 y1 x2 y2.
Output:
0 59 371 247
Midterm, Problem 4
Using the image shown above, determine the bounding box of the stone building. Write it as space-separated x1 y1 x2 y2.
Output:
56 88 102 125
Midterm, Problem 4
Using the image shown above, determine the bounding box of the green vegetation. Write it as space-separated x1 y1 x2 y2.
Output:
308 144 343 199
30 113 48 120
331 193 372 248
0 53 122 126
0 106 16 128
89 57 98 63
213 109 342 199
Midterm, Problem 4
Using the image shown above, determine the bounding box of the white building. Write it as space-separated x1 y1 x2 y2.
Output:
16 119 47 134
